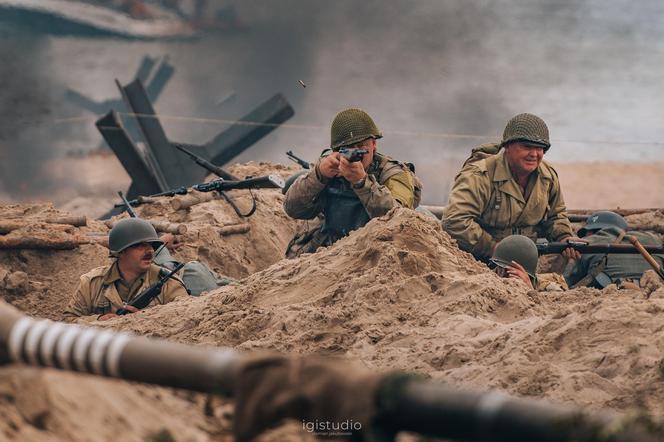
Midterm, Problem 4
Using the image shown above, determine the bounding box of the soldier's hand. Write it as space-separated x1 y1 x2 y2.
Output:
338 156 367 183
233 354 382 442
506 261 534 290
121 305 139 313
561 236 586 260
319 153 341 178
98 313 117 321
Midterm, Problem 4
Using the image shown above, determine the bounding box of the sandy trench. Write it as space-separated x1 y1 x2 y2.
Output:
2 159 664 441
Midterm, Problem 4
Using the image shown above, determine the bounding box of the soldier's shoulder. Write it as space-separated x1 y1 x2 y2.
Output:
539 159 560 179
80 264 112 281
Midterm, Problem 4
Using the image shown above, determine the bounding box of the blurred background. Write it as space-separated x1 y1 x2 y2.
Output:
1 0 663 207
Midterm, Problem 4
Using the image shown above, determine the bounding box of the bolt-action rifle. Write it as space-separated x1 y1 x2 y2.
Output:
173 143 238 181
537 240 664 255
286 150 310 169
114 187 189 208
192 175 284 193
338 148 368 162
118 191 138 218
116 262 185 315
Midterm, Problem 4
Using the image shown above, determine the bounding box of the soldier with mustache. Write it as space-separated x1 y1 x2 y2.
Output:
64 218 188 321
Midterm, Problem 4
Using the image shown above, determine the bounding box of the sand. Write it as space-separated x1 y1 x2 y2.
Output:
2 158 664 441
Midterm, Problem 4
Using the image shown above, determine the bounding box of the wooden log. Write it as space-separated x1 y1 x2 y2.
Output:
45 216 87 227
0 236 83 250
171 192 217 211
149 221 188 235
137 196 160 205
0 221 76 235
219 223 250 236
567 208 661 216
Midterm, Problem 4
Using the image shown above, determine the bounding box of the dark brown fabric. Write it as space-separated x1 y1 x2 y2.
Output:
233 354 382 442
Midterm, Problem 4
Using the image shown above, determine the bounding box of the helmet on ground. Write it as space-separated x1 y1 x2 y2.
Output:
578 211 628 237
330 108 382 151
109 218 163 256
282 170 308 194
501 113 550 152
490 234 538 279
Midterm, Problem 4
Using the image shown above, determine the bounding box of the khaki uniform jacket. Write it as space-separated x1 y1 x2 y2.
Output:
64 262 187 320
443 148 573 259
284 152 417 220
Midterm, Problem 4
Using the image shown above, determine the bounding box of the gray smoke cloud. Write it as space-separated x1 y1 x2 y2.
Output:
2 0 664 204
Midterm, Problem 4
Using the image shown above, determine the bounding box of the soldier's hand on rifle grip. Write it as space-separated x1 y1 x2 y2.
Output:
319 153 341 178
100 304 139 320
338 156 367 183
561 237 586 260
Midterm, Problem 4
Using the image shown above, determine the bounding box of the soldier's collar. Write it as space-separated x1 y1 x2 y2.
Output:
103 261 123 285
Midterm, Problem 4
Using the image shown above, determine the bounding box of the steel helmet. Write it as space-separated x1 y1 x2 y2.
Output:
501 113 551 152
491 234 538 279
330 108 382 151
578 211 628 237
108 218 163 256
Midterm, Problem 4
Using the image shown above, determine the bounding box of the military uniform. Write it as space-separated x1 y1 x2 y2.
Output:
283 108 420 256
64 261 187 319
443 113 573 260
284 151 417 255
566 227 664 288
444 146 572 259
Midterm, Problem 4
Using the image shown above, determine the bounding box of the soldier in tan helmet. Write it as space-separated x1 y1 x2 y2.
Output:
283 108 421 257
64 218 188 321
443 113 580 261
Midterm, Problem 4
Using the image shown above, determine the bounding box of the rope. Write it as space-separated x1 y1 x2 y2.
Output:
42 111 664 147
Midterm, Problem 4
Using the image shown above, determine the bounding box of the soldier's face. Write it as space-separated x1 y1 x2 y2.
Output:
354 138 376 170
504 142 544 175
119 242 154 273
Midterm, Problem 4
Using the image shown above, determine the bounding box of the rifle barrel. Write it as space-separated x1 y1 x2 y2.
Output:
173 143 238 180
537 242 664 255
118 191 137 218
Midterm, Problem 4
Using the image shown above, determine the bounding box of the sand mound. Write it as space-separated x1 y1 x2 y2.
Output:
1 162 300 321
105 209 664 421
4 160 664 440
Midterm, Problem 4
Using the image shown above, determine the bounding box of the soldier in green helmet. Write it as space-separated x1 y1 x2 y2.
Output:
283 108 421 256
443 113 580 262
64 218 189 321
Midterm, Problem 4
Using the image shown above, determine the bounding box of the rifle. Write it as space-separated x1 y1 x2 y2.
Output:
173 143 238 181
537 240 664 255
0 301 658 441
114 187 189 208
116 262 185 315
628 235 664 281
192 175 284 193
338 148 368 162
286 150 310 169
118 191 138 218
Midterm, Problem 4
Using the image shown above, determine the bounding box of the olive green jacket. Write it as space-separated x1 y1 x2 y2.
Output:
284 152 417 220
443 148 573 259
64 262 187 320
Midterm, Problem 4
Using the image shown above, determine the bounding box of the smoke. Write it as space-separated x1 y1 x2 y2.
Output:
3 0 664 204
